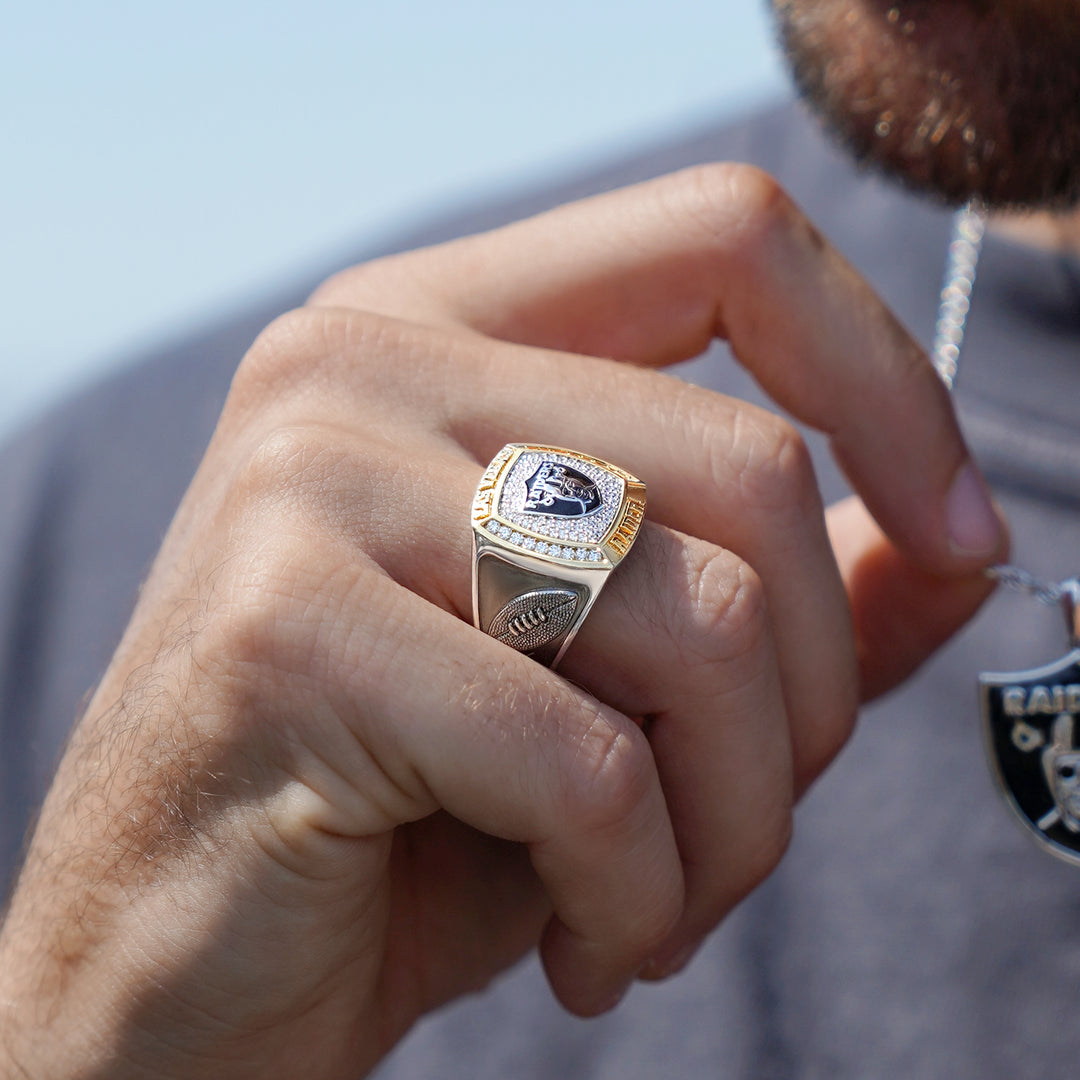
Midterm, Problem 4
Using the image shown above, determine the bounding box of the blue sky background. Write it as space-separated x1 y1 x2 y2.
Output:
2 2 787 438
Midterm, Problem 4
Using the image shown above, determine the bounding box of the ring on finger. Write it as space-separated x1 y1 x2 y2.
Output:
471 444 646 668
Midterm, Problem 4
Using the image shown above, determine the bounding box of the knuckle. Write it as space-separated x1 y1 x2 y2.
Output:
232 424 343 509
193 435 373 676
199 527 324 666
198 528 385 707
560 709 654 833
562 716 680 956
721 163 791 226
233 307 328 396
666 384 820 525
726 408 819 519
681 547 770 668
669 162 796 253
664 163 830 312
723 164 797 244
229 306 394 413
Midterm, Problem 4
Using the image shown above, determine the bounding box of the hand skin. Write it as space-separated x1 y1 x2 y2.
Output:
0 165 1005 1079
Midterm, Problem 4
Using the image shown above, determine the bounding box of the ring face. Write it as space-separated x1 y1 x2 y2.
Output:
472 445 645 568
472 444 646 668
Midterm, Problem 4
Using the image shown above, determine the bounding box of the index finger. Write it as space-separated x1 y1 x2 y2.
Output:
309 165 1006 573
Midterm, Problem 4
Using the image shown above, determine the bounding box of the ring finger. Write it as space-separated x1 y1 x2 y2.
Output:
291 435 796 970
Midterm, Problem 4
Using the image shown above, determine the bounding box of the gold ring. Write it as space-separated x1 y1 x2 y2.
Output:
471 444 646 668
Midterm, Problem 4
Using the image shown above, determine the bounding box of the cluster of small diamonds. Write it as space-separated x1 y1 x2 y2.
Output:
484 519 604 562
498 452 624 544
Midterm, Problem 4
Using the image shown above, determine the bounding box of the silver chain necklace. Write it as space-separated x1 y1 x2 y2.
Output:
931 204 1080 625
938 205 1080 865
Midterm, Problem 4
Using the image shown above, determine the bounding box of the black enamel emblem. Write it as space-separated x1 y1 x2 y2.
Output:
980 649 1080 864
522 461 602 519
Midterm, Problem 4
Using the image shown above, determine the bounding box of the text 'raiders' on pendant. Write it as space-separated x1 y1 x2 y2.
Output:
981 648 1080 865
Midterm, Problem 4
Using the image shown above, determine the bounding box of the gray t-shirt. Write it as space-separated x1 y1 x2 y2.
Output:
2 101 1079 1078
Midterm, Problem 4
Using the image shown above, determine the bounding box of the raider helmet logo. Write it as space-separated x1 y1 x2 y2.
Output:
980 649 1080 865
522 461 602 519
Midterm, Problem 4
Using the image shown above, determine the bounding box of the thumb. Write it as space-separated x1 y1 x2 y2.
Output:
827 495 1002 702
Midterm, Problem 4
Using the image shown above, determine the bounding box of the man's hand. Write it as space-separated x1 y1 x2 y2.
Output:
0 166 1005 1079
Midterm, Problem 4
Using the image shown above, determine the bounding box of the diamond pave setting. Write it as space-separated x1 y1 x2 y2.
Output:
499 451 623 543
472 445 644 568
485 518 604 562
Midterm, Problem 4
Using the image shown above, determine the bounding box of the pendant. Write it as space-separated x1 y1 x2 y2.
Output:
979 581 1080 865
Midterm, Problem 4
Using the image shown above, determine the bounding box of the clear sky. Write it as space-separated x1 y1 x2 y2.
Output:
1 1 788 437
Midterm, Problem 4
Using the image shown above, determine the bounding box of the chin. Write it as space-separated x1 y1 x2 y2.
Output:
770 0 1080 209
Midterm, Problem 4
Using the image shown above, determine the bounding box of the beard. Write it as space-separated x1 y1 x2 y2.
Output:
770 0 1080 209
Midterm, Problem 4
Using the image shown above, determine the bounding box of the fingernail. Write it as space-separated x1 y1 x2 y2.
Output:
946 462 1004 558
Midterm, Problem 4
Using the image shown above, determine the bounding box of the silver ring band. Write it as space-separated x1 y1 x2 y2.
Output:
471 444 646 668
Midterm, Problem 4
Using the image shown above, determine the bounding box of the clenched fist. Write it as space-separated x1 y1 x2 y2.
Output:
0 166 1005 1079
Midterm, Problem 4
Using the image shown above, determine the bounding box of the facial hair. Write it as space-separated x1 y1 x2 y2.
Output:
770 0 1080 209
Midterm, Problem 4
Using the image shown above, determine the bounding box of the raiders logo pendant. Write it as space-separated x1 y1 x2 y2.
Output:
979 580 1080 865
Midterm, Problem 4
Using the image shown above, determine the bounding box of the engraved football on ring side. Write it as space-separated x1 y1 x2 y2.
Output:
488 588 579 653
